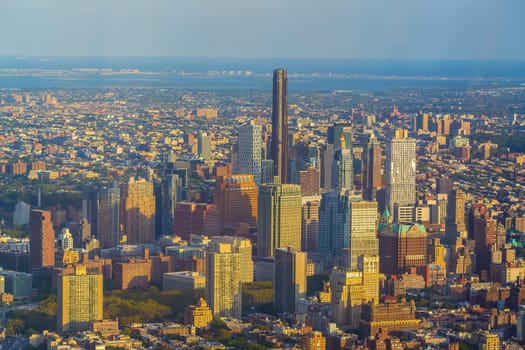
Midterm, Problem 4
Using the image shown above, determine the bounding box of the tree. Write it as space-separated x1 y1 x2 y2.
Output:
242 281 274 313
6 295 57 333
103 286 196 325
203 317 231 342
6 318 25 336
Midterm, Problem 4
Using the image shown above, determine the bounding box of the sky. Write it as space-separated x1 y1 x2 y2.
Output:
1 0 524 60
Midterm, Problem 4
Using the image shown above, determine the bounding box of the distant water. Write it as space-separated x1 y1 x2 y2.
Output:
1 56 525 91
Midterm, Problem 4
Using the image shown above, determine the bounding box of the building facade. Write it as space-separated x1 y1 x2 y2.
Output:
318 190 376 269
274 247 307 313
320 143 334 191
445 189 468 243
330 255 380 329
206 241 242 319
238 121 262 186
13 201 31 226
211 235 253 283
362 133 382 201
29 209 55 269
184 298 213 328
299 166 320 196
359 298 419 338
302 196 321 253
57 265 103 333
332 147 354 191
378 223 427 275
121 177 155 244
97 183 120 248
271 68 289 184
385 129 416 217
347 201 379 269
160 172 183 236
214 175 258 227
173 202 222 239
198 132 212 160
257 183 302 258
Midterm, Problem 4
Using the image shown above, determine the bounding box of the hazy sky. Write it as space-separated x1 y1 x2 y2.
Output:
1 0 524 60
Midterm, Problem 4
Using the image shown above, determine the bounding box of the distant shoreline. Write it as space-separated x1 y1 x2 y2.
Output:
1 56 525 77
1 57 524 91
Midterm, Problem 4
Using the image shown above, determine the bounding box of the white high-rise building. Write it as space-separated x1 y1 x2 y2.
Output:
13 201 31 226
210 235 253 283
385 129 416 218
206 241 243 319
238 121 262 186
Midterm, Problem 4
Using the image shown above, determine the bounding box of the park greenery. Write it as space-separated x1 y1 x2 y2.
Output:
242 281 276 315
470 130 525 153
6 286 200 335
103 287 199 325
0 186 83 231
200 317 267 350
5 295 57 335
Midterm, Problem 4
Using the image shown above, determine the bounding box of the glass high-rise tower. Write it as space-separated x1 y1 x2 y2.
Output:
97 182 120 248
318 190 378 269
257 183 302 258
238 121 262 185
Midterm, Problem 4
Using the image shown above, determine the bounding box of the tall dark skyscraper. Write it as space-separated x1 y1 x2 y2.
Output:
97 183 120 248
362 133 382 201
271 68 288 184
445 189 468 243
328 122 353 190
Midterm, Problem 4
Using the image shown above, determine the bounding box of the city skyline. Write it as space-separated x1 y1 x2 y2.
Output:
0 2 524 342
0 1 524 60
1 67 525 347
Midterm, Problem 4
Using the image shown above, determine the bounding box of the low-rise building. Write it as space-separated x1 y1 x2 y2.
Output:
359 298 420 338
184 298 213 328
163 271 205 291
